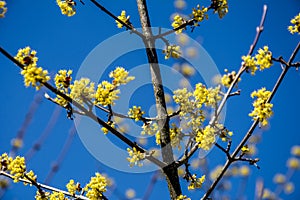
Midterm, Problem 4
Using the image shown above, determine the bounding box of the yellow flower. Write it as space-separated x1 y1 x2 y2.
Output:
287 157 300 169
262 189 276 200
116 10 130 28
70 78 95 106
241 145 250 153
95 81 120 106
221 70 241 88
126 147 145 167
211 0 228 19
291 145 300 157
242 55 257 75
15 47 50 90
7 156 26 182
109 67 135 86
249 88 273 126
49 192 65 200
188 174 205 190
35 191 50 200
273 173 286 184
255 46 273 71
172 15 186 34
56 0 76 17
196 125 216 151
288 13 300 34
193 83 208 108
163 45 182 59
128 106 145 121
192 5 208 25
141 122 158 135
84 173 107 200
173 88 194 116
176 194 191 200
66 179 77 196
239 165 250 177
24 170 37 186
54 69 73 106
101 121 115 135
0 1 7 18
206 86 222 107
284 182 295 194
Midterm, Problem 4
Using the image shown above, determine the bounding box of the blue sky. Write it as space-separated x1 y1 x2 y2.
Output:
0 0 300 199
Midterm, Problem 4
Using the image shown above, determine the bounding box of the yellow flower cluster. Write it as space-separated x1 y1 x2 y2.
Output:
110 67 135 86
56 0 76 17
141 122 158 135
173 88 194 116
101 121 115 134
126 147 145 167
192 5 208 25
221 70 241 88
176 195 191 200
172 15 186 34
0 1 7 18
193 83 208 107
288 13 300 34
196 125 216 150
163 45 182 59
287 157 300 169
66 179 77 195
116 10 130 28
49 192 65 200
24 170 37 186
95 81 120 106
206 86 222 107
128 106 145 121
291 145 300 157
249 88 273 126
242 46 273 75
84 173 107 200
155 123 183 150
211 0 228 19
70 78 95 106
15 47 50 90
255 46 273 71
54 69 73 106
188 174 205 190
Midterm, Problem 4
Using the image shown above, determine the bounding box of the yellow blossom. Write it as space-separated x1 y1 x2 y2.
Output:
56 0 76 17
95 81 120 106
188 174 205 190
273 173 286 184
176 194 191 200
49 191 65 200
241 145 249 153
15 47 50 90
221 70 241 88
287 157 300 169
11 138 23 149
173 88 194 116
35 191 50 200
125 188 136 199
211 0 228 19
284 182 295 194
291 145 300 157
163 45 182 59
24 170 37 186
196 125 216 151
66 179 77 196
206 86 222 107
109 67 135 86
141 122 158 135
84 173 107 200
239 165 250 177
128 106 145 121
249 88 273 126
209 165 223 181
70 78 95 106
172 15 186 34
288 13 300 34
192 5 208 25
0 1 7 18
242 55 257 75
7 156 26 182
255 46 273 71
126 147 145 167
193 83 208 108
116 10 130 28
262 188 276 200
181 64 196 77
54 69 73 106
101 121 115 135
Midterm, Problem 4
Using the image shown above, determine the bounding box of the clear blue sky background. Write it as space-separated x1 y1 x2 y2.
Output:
0 0 300 200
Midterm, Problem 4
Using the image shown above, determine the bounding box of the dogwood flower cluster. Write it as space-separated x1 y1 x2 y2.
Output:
221 70 241 88
196 125 216 150
15 47 50 90
176 195 191 200
84 173 107 200
188 174 205 190
242 46 273 75
288 13 300 34
101 121 115 134
192 5 208 25
70 78 95 106
128 106 145 121
249 88 273 126
56 0 76 17
66 179 78 196
127 147 145 167
172 15 186 34
0 1 7 18
163 45 182 59
141 122 158 135
116 10 130 28
155 123 184 150
211 0 228 18
54 70 73 106
110 67 135 86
